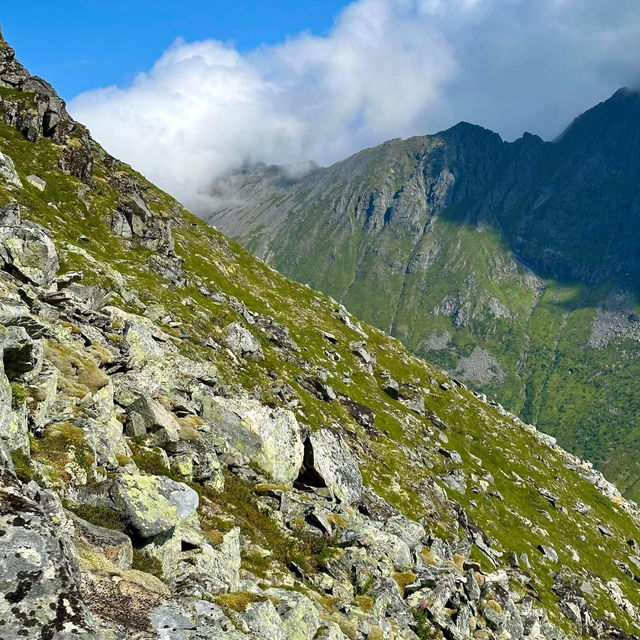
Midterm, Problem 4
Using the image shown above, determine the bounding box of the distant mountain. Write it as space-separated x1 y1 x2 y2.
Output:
208 88 640 499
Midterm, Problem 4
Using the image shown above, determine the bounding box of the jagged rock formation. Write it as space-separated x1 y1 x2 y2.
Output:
207 89 640 500
4 30 640 640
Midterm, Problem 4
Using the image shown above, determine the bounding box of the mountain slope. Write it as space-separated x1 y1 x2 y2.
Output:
4 31 640 639
207 90 640 500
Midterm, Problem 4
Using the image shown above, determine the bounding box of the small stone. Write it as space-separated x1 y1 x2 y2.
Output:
536 544 558 563
26 174 46 191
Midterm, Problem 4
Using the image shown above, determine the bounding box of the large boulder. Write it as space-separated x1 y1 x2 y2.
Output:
265 588 320 640
200 394 303 486
300 427 363 505
126 395 181 444
111 472 199 539
145 521 241 596
0 479 96 638
223 321 264 360
0 204 58 287
68 510 133 570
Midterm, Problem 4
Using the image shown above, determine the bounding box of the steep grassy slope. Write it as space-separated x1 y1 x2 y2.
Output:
4 34 640 639
207 94 640 500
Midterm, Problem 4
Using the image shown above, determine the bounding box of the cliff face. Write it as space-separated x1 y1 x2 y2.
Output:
4 31 640 640
207 89 640 501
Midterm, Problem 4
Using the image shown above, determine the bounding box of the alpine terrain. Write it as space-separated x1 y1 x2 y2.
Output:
4 27 640 640
207 88 640 501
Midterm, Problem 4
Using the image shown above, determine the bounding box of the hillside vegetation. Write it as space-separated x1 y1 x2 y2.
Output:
207 91 640 500
2 30 640 640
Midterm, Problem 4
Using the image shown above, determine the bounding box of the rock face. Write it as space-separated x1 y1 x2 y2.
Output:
111 472 199 538
207 88 640 502
300 427 363 505
3 29 640 640
203 395 304 485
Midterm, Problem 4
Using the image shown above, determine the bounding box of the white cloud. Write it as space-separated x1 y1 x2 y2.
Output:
69 0 640 212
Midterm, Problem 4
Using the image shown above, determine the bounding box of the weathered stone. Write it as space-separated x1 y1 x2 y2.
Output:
383 377 400 400
239 599 287 640
299 427 362 505
537 544 558 563
1 324 43 382
316 622 349 640
266 588 320 640
0 480 96 638
0 204 58 286
0 147 22 189
200 394 303 485
68 509 133 570
111 472 199 538
126 395 181 445
223 321 264 360
146 520 241 596
26 174 46 191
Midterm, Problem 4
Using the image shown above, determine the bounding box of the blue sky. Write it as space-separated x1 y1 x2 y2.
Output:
1 1 350 99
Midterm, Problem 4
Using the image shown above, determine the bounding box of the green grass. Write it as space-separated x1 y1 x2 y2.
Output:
3 109 640 635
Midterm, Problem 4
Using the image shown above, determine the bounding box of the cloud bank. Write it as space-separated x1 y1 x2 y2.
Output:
69 0 640 212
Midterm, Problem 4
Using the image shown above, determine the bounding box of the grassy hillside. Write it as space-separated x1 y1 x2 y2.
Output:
207 100 640 501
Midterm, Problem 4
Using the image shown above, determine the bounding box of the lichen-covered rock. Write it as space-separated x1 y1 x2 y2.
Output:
0 324 43 382
0 204 58 286
223 321 264 360
301 427 363 505
0 147 22 189
339 516 413 571
201 394 303 485
148 521 241 596
126 394 181 444
0 478 96 638
238 599 286 640
111 472 199 538
69 510 133 570
265 588 320 640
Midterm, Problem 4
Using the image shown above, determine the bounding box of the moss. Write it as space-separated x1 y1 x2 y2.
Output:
203 530 225 546
43 340 108 398
10 382 28 410
131 548 163 579
215 591 269 613
31 422 95 485
115 454 132 467
78 547 170 595
326 513 346 528
64 500 124 531
254 483 292 494
355 594 374 612
392 570 417 597
129 442 171 477
10 447 32 482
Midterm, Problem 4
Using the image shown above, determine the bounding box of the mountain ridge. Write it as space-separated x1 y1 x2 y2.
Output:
207 88 640 499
